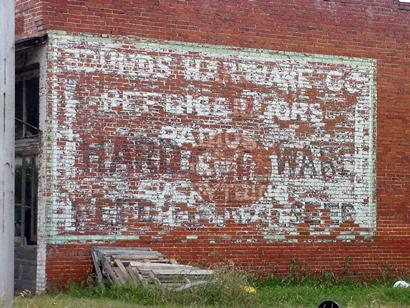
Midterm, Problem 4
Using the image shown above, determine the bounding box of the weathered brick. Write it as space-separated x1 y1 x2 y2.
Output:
14 0 410 289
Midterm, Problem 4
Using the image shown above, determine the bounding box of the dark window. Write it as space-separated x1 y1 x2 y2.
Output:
15 69 40 246
25 78 40 136
15 72 40 139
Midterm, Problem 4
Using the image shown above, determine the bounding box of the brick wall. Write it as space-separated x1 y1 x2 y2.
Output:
15 0 46 40
16 0 410 287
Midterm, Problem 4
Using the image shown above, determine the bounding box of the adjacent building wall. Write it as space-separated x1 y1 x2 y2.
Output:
1 0 15 305
15 0 45 41
15 0 410 289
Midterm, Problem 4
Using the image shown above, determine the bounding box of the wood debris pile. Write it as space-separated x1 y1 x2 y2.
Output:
91 247 214 291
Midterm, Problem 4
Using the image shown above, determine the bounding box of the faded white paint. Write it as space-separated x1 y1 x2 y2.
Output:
45 31 376 244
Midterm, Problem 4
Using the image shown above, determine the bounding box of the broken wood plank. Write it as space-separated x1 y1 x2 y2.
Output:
93 247 155 259
125 264 144 286
114 259 132 283
130 261 194 269
151 269 214 276
91 246 214 291
112 267 127 284
101 259 116 284
91 249 105 286
113 254 165 261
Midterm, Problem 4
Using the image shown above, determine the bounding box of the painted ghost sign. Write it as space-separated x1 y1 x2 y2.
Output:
48 32 376 243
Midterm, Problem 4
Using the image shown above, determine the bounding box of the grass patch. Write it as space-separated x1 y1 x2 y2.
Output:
14 270 410 308
255 277 410 307
14 295 142 308
49 267 255 307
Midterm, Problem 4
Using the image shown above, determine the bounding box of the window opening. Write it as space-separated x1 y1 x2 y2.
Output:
15 67 40 246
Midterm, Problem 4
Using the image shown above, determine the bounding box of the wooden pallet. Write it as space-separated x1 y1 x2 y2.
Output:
91 247 213 291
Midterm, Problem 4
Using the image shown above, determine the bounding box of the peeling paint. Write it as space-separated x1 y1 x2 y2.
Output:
45 31 376 244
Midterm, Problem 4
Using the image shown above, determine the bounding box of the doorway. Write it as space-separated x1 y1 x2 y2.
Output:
14 65 40 293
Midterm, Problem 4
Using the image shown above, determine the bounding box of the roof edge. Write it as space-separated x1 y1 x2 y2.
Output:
16 35 48 51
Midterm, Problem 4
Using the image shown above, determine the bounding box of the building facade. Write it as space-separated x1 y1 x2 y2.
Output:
14 0 410 292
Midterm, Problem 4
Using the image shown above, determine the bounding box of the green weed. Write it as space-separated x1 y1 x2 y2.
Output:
63 266 255 307
14 268 410 308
